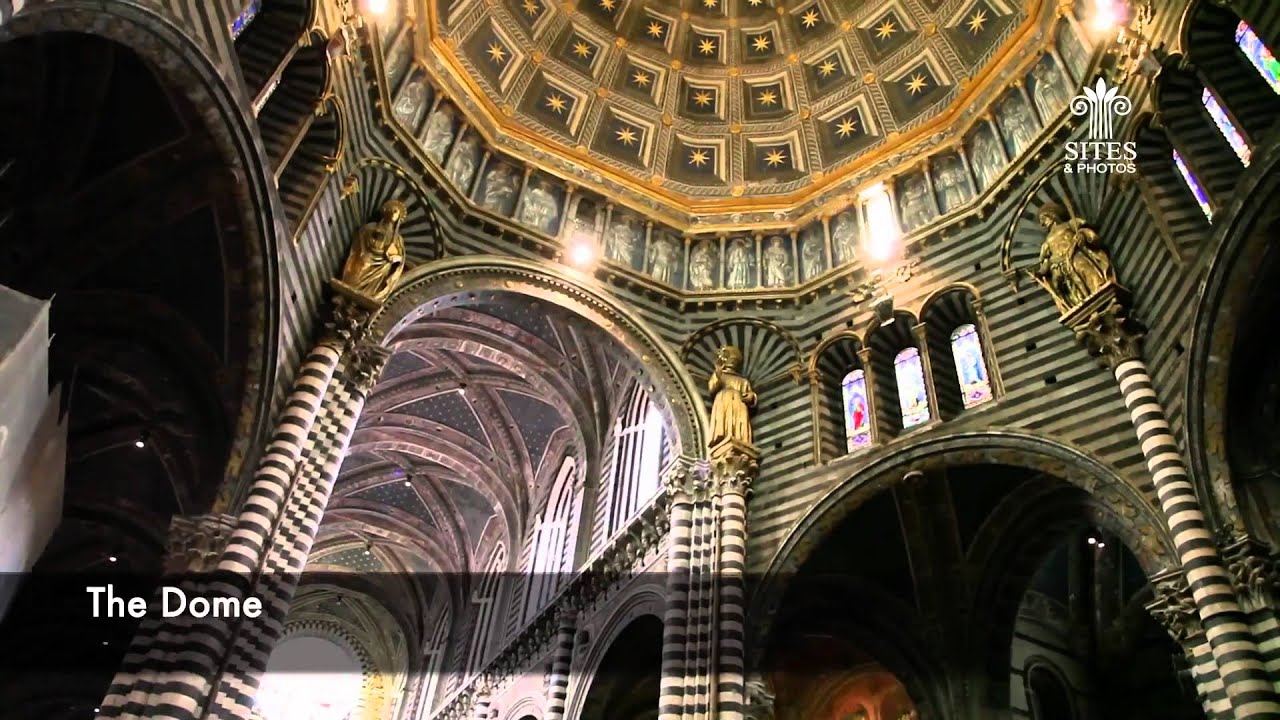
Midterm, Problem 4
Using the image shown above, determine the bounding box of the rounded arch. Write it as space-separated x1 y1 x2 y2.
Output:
1185 137 1280 537
372 256 709 459
569 596 666 720
919 284 1001 420
809 331 869 461
0 0 282 490
346 156 444 264
750 430 1179 654
1022 657 1076 720
679 318 803 391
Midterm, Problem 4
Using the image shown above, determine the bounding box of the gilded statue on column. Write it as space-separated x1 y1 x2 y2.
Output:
709 346 756 447
339 199 407 305
1032 202 1115 312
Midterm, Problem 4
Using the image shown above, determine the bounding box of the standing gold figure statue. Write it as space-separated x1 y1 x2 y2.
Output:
1032 201 1115 311
341 199 408 304
709 346 757 446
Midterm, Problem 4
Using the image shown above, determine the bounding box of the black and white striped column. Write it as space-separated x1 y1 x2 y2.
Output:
715 481 749 720
543 608 578 720
96 343 343 719
1116 357 1280 717
659 462 695 720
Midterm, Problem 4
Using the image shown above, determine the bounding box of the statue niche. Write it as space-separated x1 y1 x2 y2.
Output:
1032 201 1116 313
335 199 407 306
709 346 757 447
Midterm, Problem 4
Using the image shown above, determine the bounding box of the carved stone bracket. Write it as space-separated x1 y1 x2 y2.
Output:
1059 283 1146 371
1221 534 1280 606
325 287 379 352
709 438 761 497
1146 571 1204 646
345 342 392 397
164 513 238 574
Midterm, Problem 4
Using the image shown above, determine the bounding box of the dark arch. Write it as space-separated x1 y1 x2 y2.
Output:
919 285 1000 421
577 614 664 720
810 332 868 461
1025 662 1074 720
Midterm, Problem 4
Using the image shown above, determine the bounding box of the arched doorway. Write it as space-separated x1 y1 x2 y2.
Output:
256 636 364 720
0 26 271 717
756 444 1199 720
578 615 664 720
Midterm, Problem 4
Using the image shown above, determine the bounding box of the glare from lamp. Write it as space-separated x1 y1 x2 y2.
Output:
364 0 390 16
1096 541 1107 548
1090 0 1125 33
1087 536 1097 545
859 182 901 265
567 237 599 270
134 438 146 449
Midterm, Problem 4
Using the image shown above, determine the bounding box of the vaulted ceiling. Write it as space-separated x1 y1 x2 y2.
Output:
406 0 1051 222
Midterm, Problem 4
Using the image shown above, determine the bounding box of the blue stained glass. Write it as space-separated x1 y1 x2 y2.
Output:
230 0 261 40
949 325 992 409
1201 87 1252 167
1172 149 1214 221
1235 21 1280 95
894 347 931 429
841 369 872 452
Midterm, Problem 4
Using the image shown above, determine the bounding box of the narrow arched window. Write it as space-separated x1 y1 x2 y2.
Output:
525 457 578 620
894 348 930 428
949 324 993 409
1027 664 1074 720
1235 21 1280 94
841 368 872 451
1172 149 1214 221
606 386 666 536
466 545 506 674
421 608 450 713
1201 87 1253 166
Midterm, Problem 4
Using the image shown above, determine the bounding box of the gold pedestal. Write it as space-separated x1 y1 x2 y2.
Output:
709 438 760 494
1057 282 1144 370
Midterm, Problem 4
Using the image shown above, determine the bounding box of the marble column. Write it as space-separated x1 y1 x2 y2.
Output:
710 440 758 720
543 607 578 720
1222 535 1280 679
659 458 697 720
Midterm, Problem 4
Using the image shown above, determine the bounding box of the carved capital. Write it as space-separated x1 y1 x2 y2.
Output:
709 438 761 496
663 456 704 499
1221 535 1280 604
325 290 379 352
1145 572 1203 645
344 342 392 396
164 513 238 574
1059 285 1146 370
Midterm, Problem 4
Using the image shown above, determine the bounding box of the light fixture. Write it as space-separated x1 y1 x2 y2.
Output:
363 0 390 16
1089 0 1125 34
404 480 412 487
859 182 901 265
1087 536 1097 545
108 555 117 563
457 384 468 397
1096 541 1107 548
567 236 599 270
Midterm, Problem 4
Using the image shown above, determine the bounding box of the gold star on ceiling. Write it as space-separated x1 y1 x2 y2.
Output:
800 9 820 28
692 90 714 107
835 115 857 137
546 93 568 112
615 125 638 145
647 21 666 38
875 19 897 40
631 70 651 87
698 38 718 55
747 0 763 5
756 88 778 105
703 0 718 8
906 73 928 94
573 41 593 58
521 0 539 15
486 42 508 63
817 59 838 77
598 0 615 9
967 9 988 34
688 149 710 166
764 149 787 166
752 34 771 52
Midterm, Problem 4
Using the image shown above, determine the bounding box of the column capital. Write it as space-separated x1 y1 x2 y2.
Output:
344 342 392 396
164 513 238 574
324 289 380 352
709 438 760 496
663 455 703 500
1059 284 1146 371
1221 534 1280 604
1145 571 1204 645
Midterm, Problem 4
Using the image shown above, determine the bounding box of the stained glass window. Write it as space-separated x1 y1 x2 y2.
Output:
1236 21 1280 95
1172 149 1214 221
841 369 872 451
949 324 993 409
1201 87 1252 166
894 348 931 429
229 0 261 40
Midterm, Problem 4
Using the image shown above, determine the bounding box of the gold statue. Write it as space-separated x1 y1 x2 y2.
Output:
709 346 757 446
1032 202 1115 312
340 199 407 304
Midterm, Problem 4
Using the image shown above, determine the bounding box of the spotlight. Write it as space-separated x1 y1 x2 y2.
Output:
363 0 390 16
1090 0 1125 33
108 556 117 563
404 480 412 487
457 384 468 396
859 182 901 265
567 237 599 270
134 439 145 449
1087 536 1097 545
1096 541 1107 549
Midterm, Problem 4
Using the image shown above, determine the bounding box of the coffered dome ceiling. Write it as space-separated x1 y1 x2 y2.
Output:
406 0 1055 226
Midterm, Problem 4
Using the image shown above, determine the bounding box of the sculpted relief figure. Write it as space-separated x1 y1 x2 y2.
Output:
801 229 825 281
899 174 935 231
971 127 1005 191
831 212 859 265
605 215 639 265
339 199 407 304
423 103 456 165
689 239 717 291
935 155 972 212
1033 202 1116 311
709 346 757 446
393 79 426 127
445 134 478 190
648 233 678 284
1031 61 1069 123
481 163 520 215
1002 95 1039 155
762 236 791 288
518 177 559 234
726 238 752 289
